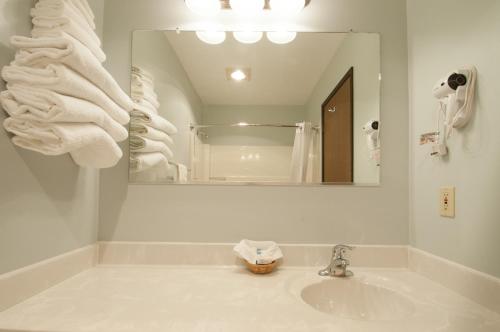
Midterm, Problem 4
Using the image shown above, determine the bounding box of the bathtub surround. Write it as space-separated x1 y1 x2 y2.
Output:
407 0 500 278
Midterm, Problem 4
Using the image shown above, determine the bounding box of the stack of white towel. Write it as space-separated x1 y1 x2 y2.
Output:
0 0 133 168
129 66 178 175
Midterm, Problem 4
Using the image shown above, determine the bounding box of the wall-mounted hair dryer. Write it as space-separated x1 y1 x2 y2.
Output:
362 120 380 165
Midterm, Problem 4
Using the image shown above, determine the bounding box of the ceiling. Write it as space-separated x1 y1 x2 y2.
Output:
165 31 346 106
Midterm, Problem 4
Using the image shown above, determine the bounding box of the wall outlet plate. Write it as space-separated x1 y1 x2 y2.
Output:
440 187 455 218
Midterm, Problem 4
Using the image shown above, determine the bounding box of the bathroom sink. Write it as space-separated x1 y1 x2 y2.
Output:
301 278 416 321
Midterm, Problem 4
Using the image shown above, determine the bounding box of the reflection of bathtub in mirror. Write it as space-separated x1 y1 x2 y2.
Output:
129 30 380 186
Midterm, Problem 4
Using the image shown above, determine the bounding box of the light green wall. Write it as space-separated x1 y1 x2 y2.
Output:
408 0 500 277
306 33 380 184
0 0 104 274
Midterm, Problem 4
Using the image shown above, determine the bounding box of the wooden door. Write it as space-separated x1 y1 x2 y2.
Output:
322 67 354 183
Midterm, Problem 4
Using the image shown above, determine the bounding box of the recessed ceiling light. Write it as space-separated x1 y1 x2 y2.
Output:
266 31 297 44
196 31 226 45
185 0 221 15
226 68 251 82
233 31 263 44
231 70 247 81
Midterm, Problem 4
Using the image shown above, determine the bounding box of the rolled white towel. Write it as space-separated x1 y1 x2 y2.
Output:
3 118 122 168
129 121 173 146
129 135 174 159
130 152 169 173
12 34 133 112
32 15 105 62
1 85 128 142
130 109 177 135
2 64 129 125
32 0 95 32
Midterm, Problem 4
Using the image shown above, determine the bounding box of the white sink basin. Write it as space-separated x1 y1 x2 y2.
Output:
301 277 416 321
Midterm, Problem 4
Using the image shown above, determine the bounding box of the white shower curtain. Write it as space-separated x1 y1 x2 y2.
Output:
290 122 312 183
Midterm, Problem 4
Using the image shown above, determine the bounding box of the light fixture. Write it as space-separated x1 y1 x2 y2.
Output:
269 0 305 15
233 31 263 44
229 0 265 15
185 0 221 15
231 70 247 81
266 31 297 44
196 31 226 45
226 68 251 82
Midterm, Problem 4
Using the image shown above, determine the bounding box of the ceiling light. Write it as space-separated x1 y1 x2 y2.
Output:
185 0 221 15
196 31 226 45
229 0 265 15
266 31 297 44
269 0 305 15
231 70 247 81
233 31 263 44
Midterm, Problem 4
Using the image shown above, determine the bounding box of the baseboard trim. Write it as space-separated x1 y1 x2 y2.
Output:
0 244 98 312
98 241 409 268
408 247 500 314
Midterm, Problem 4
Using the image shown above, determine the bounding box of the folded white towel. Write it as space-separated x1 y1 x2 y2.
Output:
131 79 157 97
32 0 95 32
132 66 154 83
2 64 130 125
4 118 122 168
1 85 127 142
129 121 173 146
131 87 160 109
133 102 158 116
12 34 133 112
130 109 177 135
130 152 169 173
131 73 155 90
129 135 174 159
32 15 105 62
133 98 158 114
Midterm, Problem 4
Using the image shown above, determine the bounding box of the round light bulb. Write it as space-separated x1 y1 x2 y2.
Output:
229 0 265 15
185 0 221 15
196 31 226 45
269 0 305 15
231 70 247 81
233 31 263 44
266 31 297 44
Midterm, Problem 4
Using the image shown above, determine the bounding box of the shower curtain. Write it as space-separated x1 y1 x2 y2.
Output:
290 122 312 183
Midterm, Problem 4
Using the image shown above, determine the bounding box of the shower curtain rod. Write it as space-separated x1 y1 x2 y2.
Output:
190 123 320 130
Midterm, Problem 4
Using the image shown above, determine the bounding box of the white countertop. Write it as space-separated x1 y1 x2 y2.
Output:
0 265 498 332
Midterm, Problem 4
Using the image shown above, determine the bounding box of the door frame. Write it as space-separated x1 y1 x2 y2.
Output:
321 67 354 183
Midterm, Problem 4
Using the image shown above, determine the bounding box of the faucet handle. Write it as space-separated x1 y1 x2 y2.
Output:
333 244 354 259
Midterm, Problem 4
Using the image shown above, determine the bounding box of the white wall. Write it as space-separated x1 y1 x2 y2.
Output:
0 0 104 274
99 0 409 244
132 31 202 166
408 0 500 278
306 33 380 184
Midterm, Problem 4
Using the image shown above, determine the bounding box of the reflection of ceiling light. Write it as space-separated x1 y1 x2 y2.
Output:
196 31 226 45
269 0 305 15
231 70 247 81
233 31 263 44
185 0 221 15
238 122 249 127
229 0 265 15
266 31 297 44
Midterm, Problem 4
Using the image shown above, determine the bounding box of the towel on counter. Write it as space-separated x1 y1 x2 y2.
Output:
129 121 173 146
130 109 177 135
32 0 95 33
129 135 174 159
12 34 134 112
130 152 169 173
31 15 105 62
2 64 130 125
4 118 122 168
0 85 128 142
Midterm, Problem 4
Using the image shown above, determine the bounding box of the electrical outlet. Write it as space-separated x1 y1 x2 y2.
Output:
440 187 455 218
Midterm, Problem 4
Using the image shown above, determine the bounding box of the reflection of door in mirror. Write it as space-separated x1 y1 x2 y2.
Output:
322 67 354 183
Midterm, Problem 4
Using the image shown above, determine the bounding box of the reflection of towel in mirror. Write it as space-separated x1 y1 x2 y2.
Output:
32 0 96 31
0 85 128 142
3 118 122 168
31 15 105 62
132 91 160 110
132 66 154 83
2 64 130 125
12 34 133 112
130 109 177 135
130 152 169 173
133 98 158 115
129 135 174 159
129 122 173 146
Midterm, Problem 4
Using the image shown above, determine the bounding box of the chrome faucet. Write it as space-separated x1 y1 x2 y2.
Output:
318 244 354 278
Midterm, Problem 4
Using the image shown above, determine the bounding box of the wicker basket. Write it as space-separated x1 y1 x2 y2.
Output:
244 260 278 274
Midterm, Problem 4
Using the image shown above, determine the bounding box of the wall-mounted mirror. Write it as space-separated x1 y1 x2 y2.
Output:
129 30 380 185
